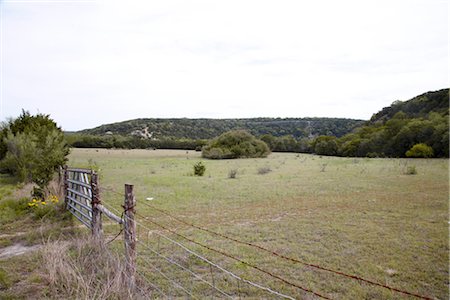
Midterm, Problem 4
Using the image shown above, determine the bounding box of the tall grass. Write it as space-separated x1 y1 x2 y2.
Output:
42 237 138 299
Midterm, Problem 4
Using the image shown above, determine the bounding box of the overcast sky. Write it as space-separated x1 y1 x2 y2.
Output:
1 0 448 131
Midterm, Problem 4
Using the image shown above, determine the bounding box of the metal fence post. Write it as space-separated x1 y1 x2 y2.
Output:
91 172 102 239
124 184 136 289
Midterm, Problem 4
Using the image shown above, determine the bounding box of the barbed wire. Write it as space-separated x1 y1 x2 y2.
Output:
136 239 233 298
135 269 168 298
130 215 296 300
98 242 150 299
133 213 328 299
139 201 433 300
134 239 199 299
65 174 434 300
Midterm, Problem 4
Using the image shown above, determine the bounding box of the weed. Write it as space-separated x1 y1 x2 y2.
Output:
228 169 238 179
257 166 271 175
0 197 29 225
0 267 11 289
193 162 206 176
405 165 417 175
87 158 100 173
41 237 140 299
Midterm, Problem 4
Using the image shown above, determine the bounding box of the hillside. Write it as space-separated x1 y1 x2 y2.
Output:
71 88 449 157
337 88 449 158
79 117 365 140
370 88 449 123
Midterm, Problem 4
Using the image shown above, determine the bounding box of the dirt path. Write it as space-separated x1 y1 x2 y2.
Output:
0 243 42 260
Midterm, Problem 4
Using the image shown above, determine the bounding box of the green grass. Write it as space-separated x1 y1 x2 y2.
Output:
0 174 81 299
68 148 449 299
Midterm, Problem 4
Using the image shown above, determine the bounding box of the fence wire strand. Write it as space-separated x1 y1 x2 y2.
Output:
130 215 297 299
139 202 433 300
65 176 434 300
133 237 199 299
99 243 151 299
136 238 233 298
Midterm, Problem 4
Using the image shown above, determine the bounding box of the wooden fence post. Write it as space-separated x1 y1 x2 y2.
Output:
63 165 68 207
91 172 103 239
124 184 136 289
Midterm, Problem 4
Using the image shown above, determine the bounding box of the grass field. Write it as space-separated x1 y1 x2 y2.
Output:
68 148 449 299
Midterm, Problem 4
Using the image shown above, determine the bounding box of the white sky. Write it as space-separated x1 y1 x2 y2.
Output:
0 0 448 131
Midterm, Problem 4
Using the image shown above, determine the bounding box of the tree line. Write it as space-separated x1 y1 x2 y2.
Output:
79 117 364 139
67 89 449 158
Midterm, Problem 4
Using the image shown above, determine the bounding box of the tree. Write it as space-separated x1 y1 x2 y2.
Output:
202 130 270 159
0 111 69 192
312 136 338 156
405 143 434 158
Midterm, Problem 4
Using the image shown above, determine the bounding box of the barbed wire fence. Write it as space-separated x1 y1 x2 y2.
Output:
60 166 434 300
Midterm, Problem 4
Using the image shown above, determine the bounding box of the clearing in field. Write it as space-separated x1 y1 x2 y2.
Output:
68 148 448 299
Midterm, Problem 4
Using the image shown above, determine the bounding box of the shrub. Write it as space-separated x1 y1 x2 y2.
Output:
405 143 434 158
311 136 338 156
202 130 270 159
0 111 69 191
228 169 238 179
257 166 271 175
193 162 205 176
405 165 417 175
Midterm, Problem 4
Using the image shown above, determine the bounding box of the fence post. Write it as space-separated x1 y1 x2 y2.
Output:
91 172 102 240
124 184 136 289
63 165 68 207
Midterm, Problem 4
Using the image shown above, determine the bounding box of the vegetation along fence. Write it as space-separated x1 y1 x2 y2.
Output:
60 166 434 299
60 166 136 288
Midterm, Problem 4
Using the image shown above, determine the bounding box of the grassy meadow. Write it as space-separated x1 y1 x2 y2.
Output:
68 148 449 299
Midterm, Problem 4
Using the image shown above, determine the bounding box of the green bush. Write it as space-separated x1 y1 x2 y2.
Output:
312 136 338 156
405 143 434 158
0 111 69 190
405 165 417 175
193 162 206 176
202 130 270 159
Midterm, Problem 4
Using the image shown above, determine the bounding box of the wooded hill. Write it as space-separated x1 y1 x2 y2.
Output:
334 88 449 157
78 117 364 139
69 88 449 157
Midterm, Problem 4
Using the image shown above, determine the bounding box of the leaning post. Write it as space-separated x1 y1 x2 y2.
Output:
90 171 103 240
124 184 137 289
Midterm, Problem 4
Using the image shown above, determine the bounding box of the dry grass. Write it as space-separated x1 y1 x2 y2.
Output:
41 237 138 299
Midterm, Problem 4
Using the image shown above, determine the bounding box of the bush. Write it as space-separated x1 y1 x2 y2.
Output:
312 136 338 156
193 162 205 176
405 165 417 175
202 130 270 159
405 143 434 158
0 111 69 190
257 167 271 175
228 169 238 179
